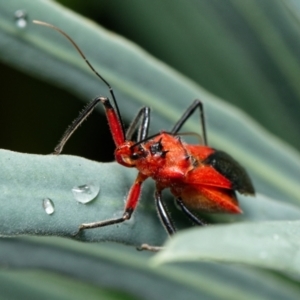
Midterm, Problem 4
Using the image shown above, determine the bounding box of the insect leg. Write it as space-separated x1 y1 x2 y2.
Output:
77 172 146 232
54 96 126 154
33 21 127 151
171 99 207 145
126 107 151 142
155 191 176 235
100 97 126 147
54 97 101 154
175 198 206 226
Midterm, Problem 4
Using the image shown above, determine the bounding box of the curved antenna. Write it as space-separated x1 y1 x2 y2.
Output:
33 20 125 138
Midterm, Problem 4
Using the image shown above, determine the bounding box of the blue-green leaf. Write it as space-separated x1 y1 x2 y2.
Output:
155 221 300 275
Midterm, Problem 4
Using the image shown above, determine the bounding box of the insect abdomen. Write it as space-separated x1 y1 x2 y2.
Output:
203 150 255 195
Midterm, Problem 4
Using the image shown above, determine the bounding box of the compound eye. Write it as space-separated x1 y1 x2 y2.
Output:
130 152 139 160
150 138 163 155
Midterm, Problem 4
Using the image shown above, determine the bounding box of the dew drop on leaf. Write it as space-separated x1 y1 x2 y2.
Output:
14 10 28 29
43 198 55 215
72 183 100 204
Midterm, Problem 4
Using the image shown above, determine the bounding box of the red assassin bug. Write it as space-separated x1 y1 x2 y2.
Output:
34 21 255 236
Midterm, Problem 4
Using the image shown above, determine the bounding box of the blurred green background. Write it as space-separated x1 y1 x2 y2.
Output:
2 0 300 161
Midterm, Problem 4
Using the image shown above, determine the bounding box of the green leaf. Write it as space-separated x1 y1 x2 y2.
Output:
0 0 300 265
0 269 128 300
0 149 166 245
1 148 300 244
1 0 300 299
0 0 299 255
154 221 300 275
2 237 300 300
1 147 300 244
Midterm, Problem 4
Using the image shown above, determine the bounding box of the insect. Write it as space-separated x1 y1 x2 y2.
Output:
34 21 255 236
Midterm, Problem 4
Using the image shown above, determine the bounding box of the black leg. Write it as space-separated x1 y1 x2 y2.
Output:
34 21 127 153
175 198 206 226
78 209 133 231
155 191 176 235
126 106 151 142
171 99 207 145
53 97 102 154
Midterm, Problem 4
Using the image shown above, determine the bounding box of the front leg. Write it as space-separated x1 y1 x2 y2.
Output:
76 172 147 234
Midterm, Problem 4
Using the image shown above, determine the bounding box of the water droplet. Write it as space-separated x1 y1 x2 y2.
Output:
43 198 55 215
72 183 100 204
14 10 28 29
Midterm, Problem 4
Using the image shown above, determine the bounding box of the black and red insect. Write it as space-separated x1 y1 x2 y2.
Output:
34 21 255 235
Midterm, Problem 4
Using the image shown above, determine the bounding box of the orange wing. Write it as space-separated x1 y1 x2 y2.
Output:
171 183 241 214
170 163 241 213
185 164 233 189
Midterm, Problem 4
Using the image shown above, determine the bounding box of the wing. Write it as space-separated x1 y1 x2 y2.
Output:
203 150 255 195
185 164 234 189
186 146 255 195
172 184 241 213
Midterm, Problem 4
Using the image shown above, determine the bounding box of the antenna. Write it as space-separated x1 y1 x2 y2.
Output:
32 20 125 137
